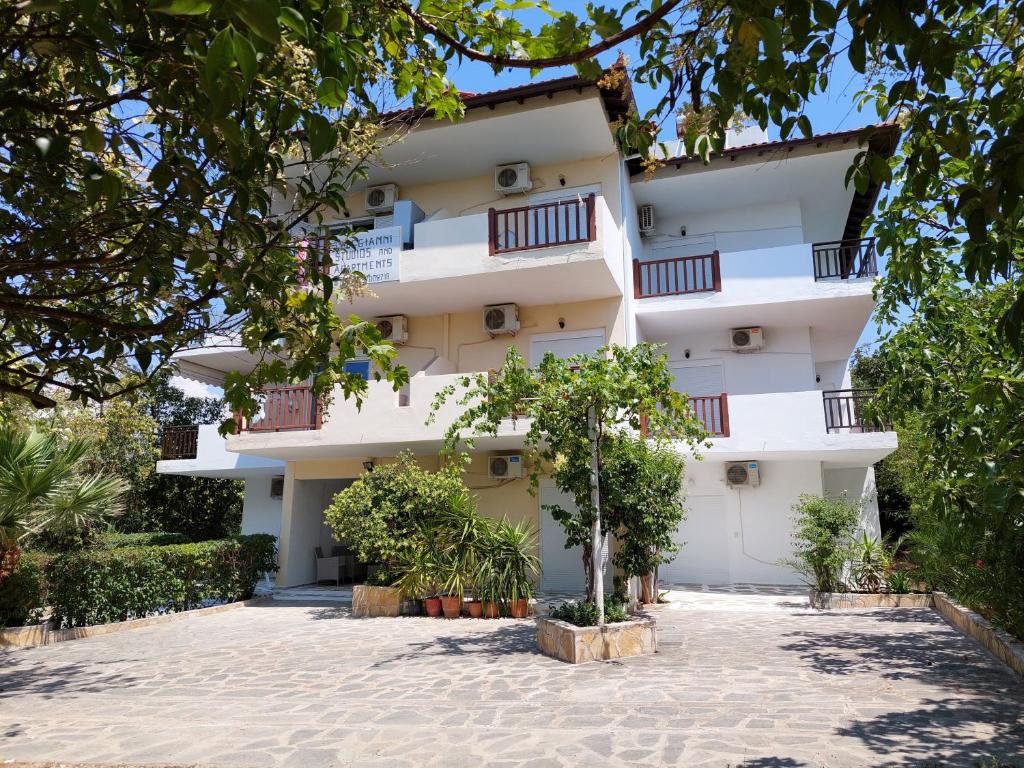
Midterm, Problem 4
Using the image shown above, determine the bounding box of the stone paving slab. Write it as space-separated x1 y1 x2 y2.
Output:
1 593 1022 767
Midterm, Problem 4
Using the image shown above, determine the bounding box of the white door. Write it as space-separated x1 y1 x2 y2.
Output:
539 485 608 594
660 494 731 585
529 330 605 365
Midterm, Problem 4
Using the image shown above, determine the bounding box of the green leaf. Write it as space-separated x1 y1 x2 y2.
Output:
136 347 152 372
279 7 307 39
753 17 782 59
149 0 211 14
316 77 346 108
235 0 281 45
304 113 334 159
233 31 258 88
205 26 234 90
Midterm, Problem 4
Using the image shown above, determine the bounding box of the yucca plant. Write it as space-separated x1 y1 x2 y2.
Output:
0 426 125 578
490 518 540 605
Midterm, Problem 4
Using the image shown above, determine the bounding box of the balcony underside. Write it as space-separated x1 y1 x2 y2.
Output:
341 255 622 317
674 430 898 467
636 289 874 363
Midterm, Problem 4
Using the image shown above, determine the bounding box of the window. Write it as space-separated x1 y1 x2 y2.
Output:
343 360 370 380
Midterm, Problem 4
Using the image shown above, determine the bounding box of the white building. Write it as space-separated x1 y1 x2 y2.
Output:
158 71 899 591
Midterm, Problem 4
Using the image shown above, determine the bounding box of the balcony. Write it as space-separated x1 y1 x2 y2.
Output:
812 238 878 281
235 385 321 433
690 394 730 437
160 425 199 460
823 389 887 434
315 194 622 317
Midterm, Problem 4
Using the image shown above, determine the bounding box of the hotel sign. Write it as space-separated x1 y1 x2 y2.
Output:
328 226 401 284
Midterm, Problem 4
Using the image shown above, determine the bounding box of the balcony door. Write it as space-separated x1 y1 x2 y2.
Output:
670 363 724 397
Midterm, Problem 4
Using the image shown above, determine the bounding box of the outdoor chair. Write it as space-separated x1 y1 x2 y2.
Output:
314 546 343 586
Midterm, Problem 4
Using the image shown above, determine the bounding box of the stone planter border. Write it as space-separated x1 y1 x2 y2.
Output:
809 590 934 610
536 615 657 664
0 597 269 650
933 592 1024 681
351 584 407 618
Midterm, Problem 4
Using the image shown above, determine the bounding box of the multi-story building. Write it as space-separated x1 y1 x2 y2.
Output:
157 72 899 592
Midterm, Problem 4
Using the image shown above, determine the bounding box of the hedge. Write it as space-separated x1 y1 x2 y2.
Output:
0 553 49 628
46 534 277 628
95 531 190 548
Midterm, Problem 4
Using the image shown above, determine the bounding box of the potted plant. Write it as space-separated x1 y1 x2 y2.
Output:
492 518 540 619
392 534 442 617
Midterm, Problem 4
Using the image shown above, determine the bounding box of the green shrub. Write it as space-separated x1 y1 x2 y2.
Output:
549 598 628 627
47 534 277 628
787 494 861 592
96 531 189 548
0 555 48 627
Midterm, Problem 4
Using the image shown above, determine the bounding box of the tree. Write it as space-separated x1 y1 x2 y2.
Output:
871 276 1024 637
0 426 126 577
787 493 861 593
431 343 705 620
600 434 686 604
6 1 1022 418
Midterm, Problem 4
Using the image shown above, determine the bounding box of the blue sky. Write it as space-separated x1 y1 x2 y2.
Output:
441 4 893 351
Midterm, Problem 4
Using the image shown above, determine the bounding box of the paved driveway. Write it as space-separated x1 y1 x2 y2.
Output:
1 591 1022 768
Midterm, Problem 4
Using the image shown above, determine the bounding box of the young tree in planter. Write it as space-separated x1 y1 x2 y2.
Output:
430 343 705 622
601 434 687 604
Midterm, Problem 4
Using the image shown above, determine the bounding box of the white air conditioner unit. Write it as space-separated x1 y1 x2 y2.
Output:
638 204 656 236
726 461 760 488
489 453 523 479
730 326 765 352
375 315 408 344
483 303 520 335
365 183 398 212
495 163 532 194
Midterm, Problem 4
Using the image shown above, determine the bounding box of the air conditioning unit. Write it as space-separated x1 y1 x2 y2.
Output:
494 162 532 194
726 461 760 488
489 453 524 479
638 204 656 236
365 183 398 212
375 315 408 344
730 326 765 352
483 303 520 335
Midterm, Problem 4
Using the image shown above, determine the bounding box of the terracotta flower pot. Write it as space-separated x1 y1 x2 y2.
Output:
484 601 500 619
509 598 529 618
424 597 442 617
440 595 462 618
467 600 483 618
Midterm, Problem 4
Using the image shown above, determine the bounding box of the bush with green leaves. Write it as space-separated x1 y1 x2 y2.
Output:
46 534 276 628
787 494 861 593
549 596 628 627
95 531 190 548
324 453 468 569
0 554 48 628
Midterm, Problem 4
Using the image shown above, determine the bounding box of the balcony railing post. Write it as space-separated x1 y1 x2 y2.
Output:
487 208 496 257
586 193 596 242
719 393 730 437
711 250 722 293
632 259 642 299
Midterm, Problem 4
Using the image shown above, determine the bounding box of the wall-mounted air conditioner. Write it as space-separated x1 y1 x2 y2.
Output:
730 326 765 352
726 461 760 487
365 183 398 212
483 303 520 336
638 204 656 236
489 453 523 479
375 315 408 344
495 163 532 194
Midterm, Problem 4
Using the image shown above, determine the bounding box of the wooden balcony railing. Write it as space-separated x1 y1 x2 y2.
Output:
690 394 730 437
160 425 199 460
633 252 721 298
812 237 878 280
236 385 321 433
641 393 730 438
823 389 885 433
488 194 596 255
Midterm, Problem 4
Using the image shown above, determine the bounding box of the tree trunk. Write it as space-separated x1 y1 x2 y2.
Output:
587 406 604 623
582 546 594 601
640 572 656 604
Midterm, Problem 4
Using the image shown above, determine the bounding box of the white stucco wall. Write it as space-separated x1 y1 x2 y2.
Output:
240 477 283 540
822 465 882 540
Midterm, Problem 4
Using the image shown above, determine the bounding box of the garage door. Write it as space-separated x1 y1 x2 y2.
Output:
660 494 731 585
539 485 608 594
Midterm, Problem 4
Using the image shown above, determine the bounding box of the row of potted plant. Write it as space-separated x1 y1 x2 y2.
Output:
389 495 540 619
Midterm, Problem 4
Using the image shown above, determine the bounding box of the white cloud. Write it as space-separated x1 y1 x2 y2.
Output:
169 375 222 400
